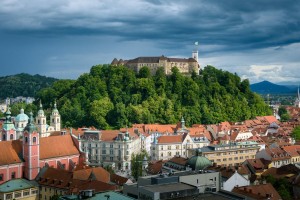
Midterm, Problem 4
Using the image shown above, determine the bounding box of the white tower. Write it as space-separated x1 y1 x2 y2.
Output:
36 101 47 134
50 100 61 131
295 86 300 108
192 41 199 63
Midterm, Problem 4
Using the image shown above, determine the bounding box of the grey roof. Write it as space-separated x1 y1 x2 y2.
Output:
141 182 196 193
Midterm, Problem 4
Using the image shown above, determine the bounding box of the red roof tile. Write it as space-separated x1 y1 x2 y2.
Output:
40 134 80 160
157 135 183 144
0 140 22 165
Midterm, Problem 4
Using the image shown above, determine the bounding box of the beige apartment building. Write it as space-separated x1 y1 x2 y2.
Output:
0 179 38 200
189 141 260 167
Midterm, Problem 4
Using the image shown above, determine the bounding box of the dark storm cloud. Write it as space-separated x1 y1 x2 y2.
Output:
1 0 299 50
0 0 299 82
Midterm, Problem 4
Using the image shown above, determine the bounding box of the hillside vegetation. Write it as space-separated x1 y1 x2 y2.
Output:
37 65 272 129
0 73 58 99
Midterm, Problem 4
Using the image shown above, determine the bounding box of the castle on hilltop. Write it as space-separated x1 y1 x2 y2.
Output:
111 45 200 75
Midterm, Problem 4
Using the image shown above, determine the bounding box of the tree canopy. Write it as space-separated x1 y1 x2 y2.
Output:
36 65 272 129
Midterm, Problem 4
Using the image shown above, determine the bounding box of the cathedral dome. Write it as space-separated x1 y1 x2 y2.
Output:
186 150 212 171
15 108 29 122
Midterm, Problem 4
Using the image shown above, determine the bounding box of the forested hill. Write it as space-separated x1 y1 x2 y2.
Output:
0 73 58 99
37 65 272 129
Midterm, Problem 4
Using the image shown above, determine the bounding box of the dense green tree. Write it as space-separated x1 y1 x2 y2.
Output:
35 64 271 128
138 66 151 78
131 150 149 180
278 106 290 122
292 126 300 141
0 73 57 100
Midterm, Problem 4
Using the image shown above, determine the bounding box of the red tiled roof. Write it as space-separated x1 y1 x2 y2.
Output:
168 156 188 166
73 167 110 183
40 134 80 160
232 183 281 200
0 140 22 165
110 173 129 186
100 130 120 141
157 135 183 144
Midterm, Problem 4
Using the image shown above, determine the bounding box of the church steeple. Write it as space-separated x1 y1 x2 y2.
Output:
1 107 16 141
50 100 61 131
23 112 40 180
36 101 47 134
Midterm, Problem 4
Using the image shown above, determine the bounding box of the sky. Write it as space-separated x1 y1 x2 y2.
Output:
0 0 299 84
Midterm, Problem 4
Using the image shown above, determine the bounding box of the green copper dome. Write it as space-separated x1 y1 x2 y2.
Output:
24 112 38 133
186 150 212 171
15 108 29 122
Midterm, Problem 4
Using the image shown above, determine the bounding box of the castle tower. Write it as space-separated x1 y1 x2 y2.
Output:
295 86 300 108
36 101 47 134
1 107 16 141
192 41 199 63
50 100 61 131
23 112 40 180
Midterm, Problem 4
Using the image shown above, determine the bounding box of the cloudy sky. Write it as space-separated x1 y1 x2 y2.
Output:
0 0 299 84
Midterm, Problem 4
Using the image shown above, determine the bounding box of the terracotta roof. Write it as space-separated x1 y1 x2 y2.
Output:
99 130 120 141
38 167 116 194
157 135 183 144
73 167 110 183
282 145 300 157
232 183 281 200
0 140 23 165
261 164 300 180
167 156 188 166
147 160 165 175
40 134 80 160
110 173 129 186
263 116 279 124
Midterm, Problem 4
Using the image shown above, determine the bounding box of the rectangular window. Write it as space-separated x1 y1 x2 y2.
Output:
110 157 113 161
110 150 114 155
102 150 106 154
5 194 12 200
11 172 16 179
110 144 113 148
15 192 22 198
168 146 171 150
0 174 3 181
23 190 30 196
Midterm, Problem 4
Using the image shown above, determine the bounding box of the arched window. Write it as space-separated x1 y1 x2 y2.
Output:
25 137 28 143
38 120 40 124
10 134 13 140
33 137 36 143
52 119 54 123
3 134 6 140
43 120 45 124
57 119 59 123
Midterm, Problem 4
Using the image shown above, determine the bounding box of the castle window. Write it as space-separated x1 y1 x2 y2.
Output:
33 137 36 143
10 134 13 140
25 137 28 143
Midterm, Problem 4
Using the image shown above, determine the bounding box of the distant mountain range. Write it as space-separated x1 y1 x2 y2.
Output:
250 80 298 94
0 73 58 100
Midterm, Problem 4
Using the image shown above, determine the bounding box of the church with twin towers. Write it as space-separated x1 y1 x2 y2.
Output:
1 101 61 141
